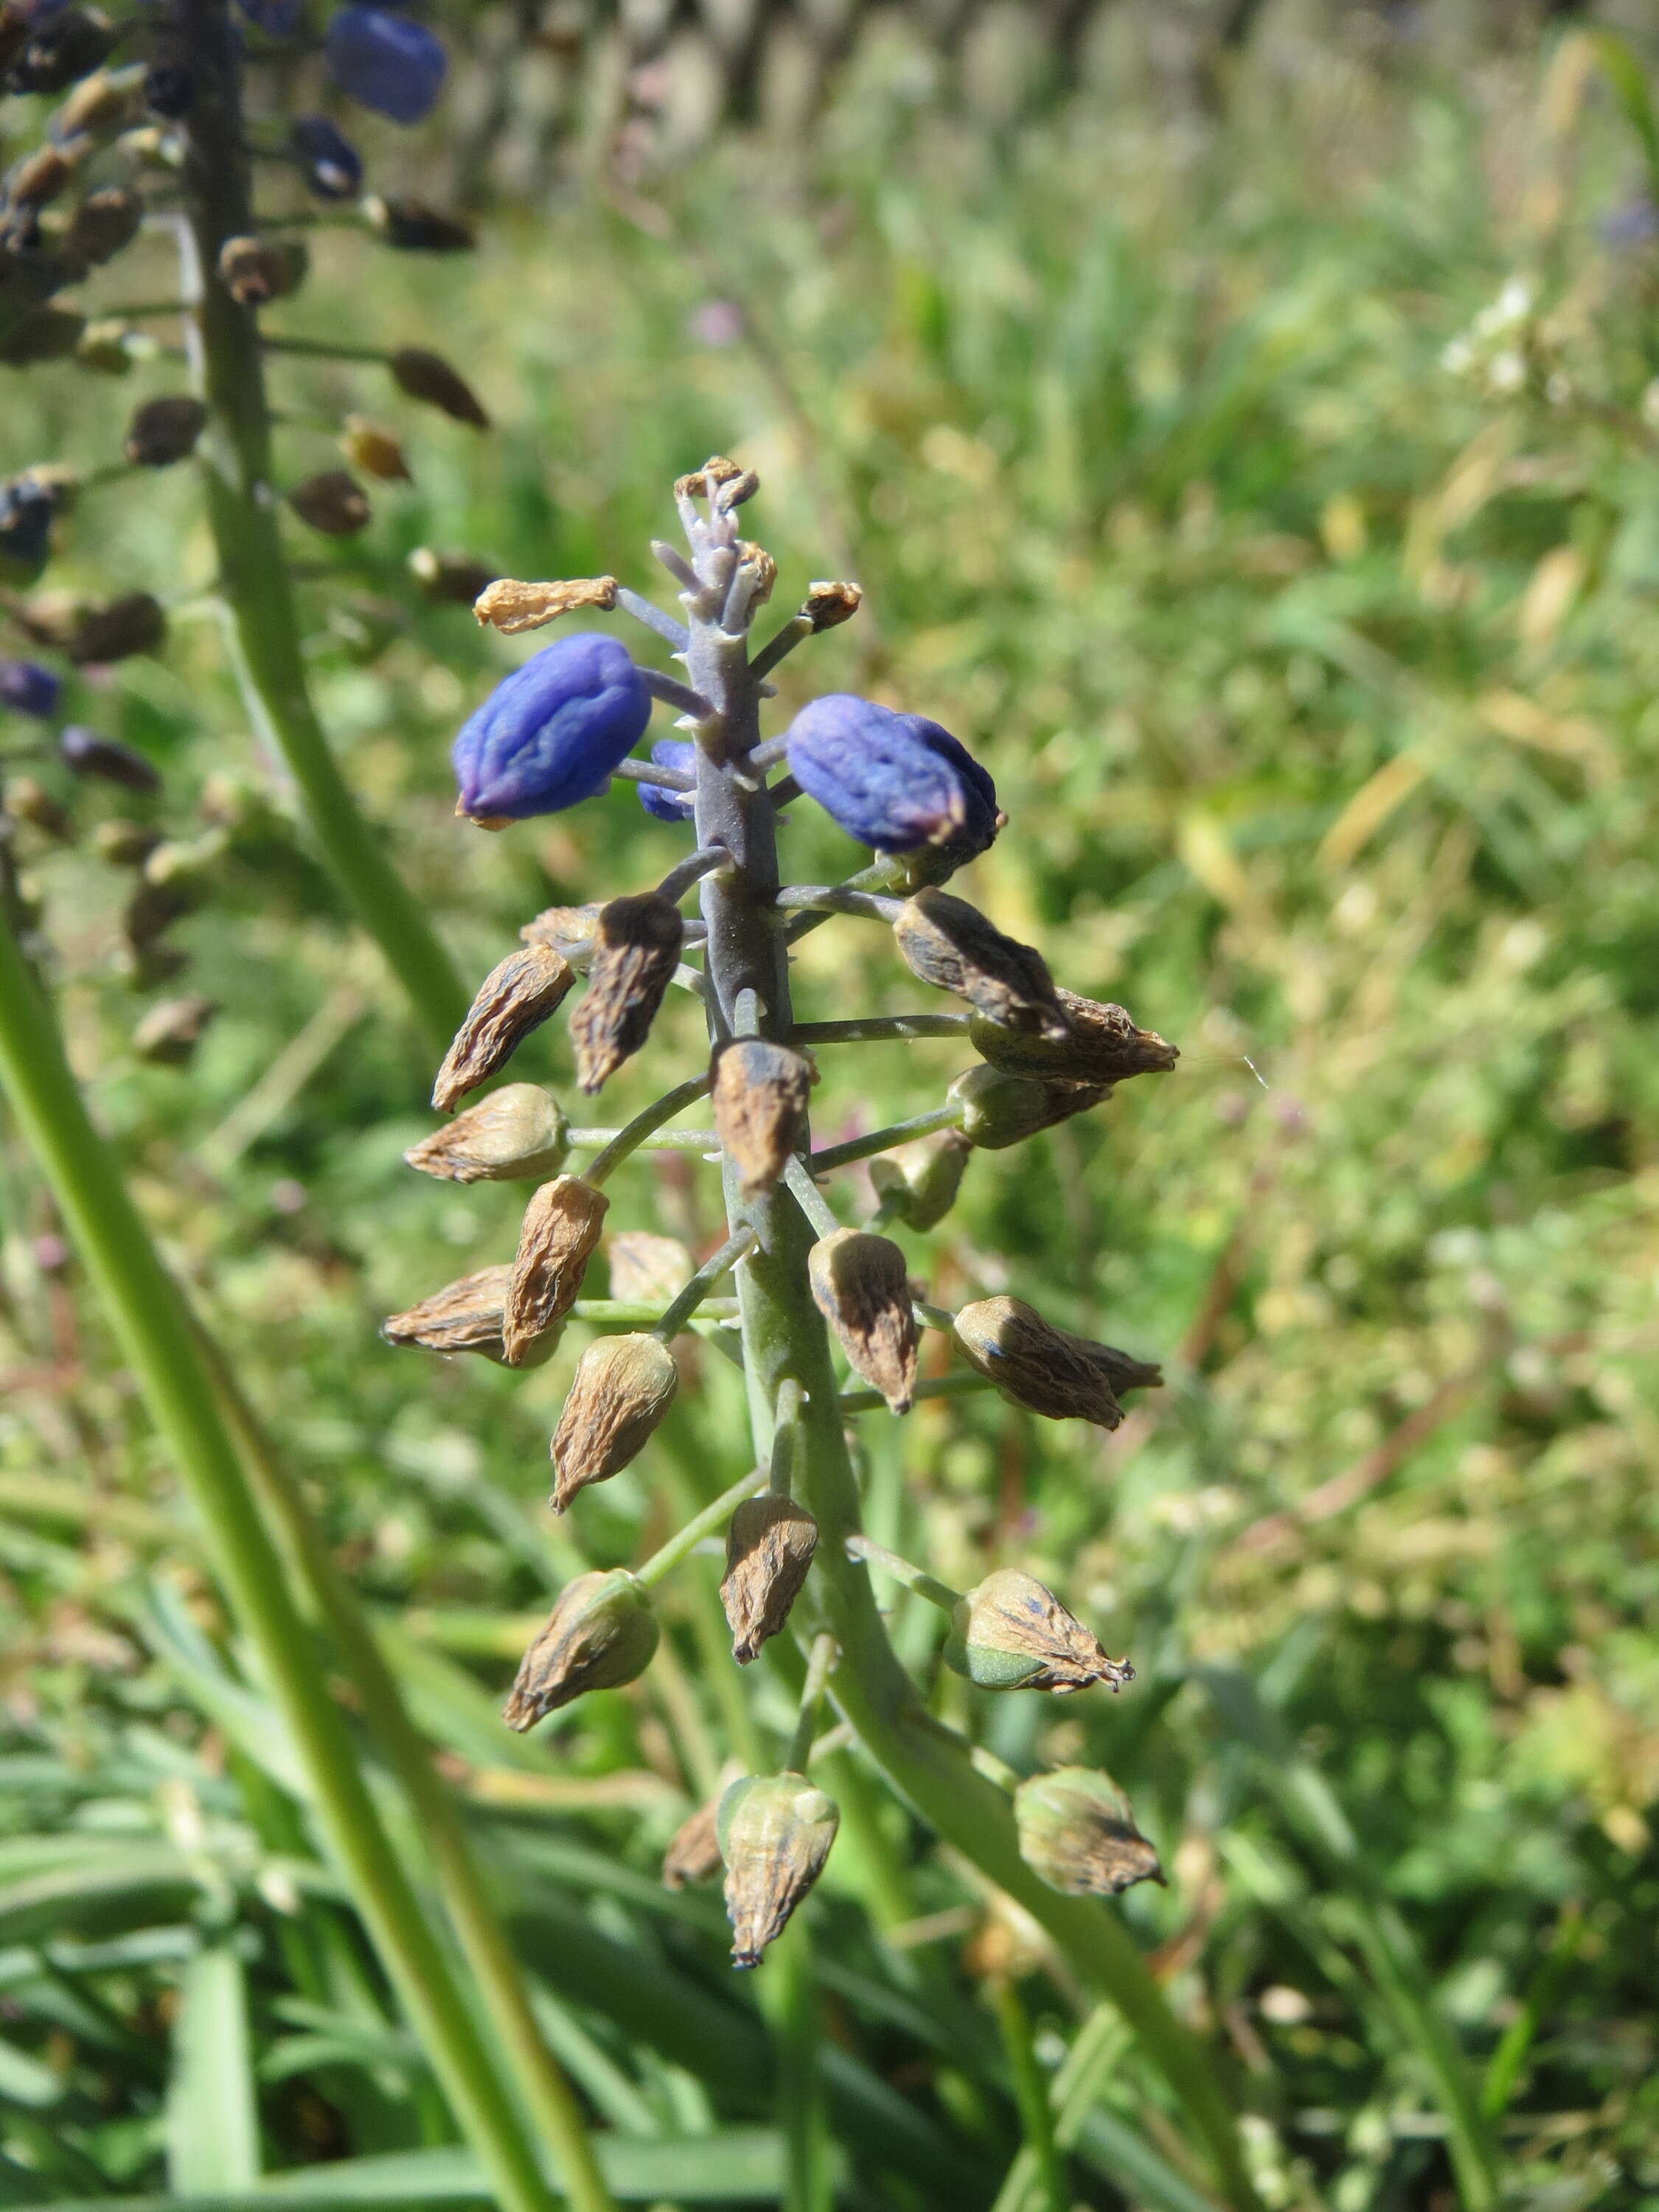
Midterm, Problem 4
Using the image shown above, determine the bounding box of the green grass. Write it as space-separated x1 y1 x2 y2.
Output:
2 22 1658 2212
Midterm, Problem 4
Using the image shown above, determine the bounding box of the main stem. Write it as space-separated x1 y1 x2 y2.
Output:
687 532 1262 2212
176 0 467 1055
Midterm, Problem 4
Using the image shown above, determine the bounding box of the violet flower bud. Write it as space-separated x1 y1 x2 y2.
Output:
59 725 161 793
325 6 447 124
784 695 1000 861
453 633 652 826
637 737 695 823
289 114 361 203
0 658 60 717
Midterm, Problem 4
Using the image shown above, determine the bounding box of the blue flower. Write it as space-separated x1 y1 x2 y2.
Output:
0 659 60 718
325 7 447 124
289 115 363 202
453 633 653 824
784 695 1000 860
637 738 695 824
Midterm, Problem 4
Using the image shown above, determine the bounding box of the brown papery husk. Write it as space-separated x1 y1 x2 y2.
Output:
720 1495 818 1663
549 1333 680 1512
892 888 1070 1040
569 894 683 1093
711 1038 814 1194
952 1295 1124 1427
431 942 575 1113
807 1227 918 1413
503 1175 608 1366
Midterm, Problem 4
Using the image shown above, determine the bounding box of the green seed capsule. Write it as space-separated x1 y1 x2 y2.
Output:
947 1063 1108 1150
1014 1768 1164 1896
502 1569 658 1730
943 1568 1133 1695
717 1772 839 1969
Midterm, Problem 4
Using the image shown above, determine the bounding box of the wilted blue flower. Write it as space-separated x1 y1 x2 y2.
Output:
453 632 653 824
0 658 60 718
325 7 447 124
637 737 695 823
784 695 999 860
59 725 161 792
0 479 55 571
289 115 362 203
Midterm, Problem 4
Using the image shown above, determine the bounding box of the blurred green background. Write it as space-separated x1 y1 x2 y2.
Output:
1 5 1658 2208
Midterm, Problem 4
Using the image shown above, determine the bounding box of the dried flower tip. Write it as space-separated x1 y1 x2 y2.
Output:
56 68 136 136
132 993 217 1068
734 542 776 605
808 1227 918 1413
801 580 862 631
1015 1769 1164 1896
363 195 476 252
893 890 1068 1038
1056 1327 1163 1397
953 1295 1124 1427
382 1263 536 1367
868 1127 972 1231
719 1773 839 1969
405 1083 568 1185
431 942 576 1113
945 1568 1132 1695
5 776 69 838
549 1333 679 1512
970 989 1178 1085
218 235 307 306
504 1175 608 1365
947 1064 1109 1150
391 346 490 429
662 1795 723 1891
712 1039 814 1195
607 1231 693 1305
721 1495 818 1664
10 145 74 209
409 546 499 603
340 415 411 482
677 455 749 503
473 576 619 636
288 470 370 538
66 591 165 666
503 1569 658 1730
122 396 206 468
521 902 602 953
569 894 683 1093
61 184 142 265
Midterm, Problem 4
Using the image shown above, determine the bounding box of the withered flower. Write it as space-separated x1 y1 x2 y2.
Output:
808 1227 918 1413
549 1332 679 1512
892 889 1069 1039
607 1231 693 1305
520 902 601 954
381 1263 558 1367
970 990 1178 1085
711 1038 813 1195
288 470 371 538
801 580 862 631
390 346 490 429
661 1794 724 1891
869 1127 971 1230
947 1064 1109 1150
569 894 683 1093
952 1295 1124 1427
405 1083 568 1184
218 235 307 306
720 1495 818 1663
502 1569 658 1730
504 1175 609 1365
719 1772 839 1969
473 575 619 636
1014 1769 1164 1896
431 942 576 1113
123 396 206 468
945 1568 1133 1695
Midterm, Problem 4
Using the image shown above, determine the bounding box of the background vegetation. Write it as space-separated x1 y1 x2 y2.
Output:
1 7 1657 2208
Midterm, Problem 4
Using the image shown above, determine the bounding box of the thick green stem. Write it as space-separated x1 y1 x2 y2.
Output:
0 918 557 2212
175 0 466 1054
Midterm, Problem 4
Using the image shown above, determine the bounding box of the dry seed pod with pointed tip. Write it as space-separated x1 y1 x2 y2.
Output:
808 1228 918 1413
661 1794 724 1891
1014 1769 1164 1896
404 1083 568 1185
1056 1326 1163 1398
288 470 370 538
801 580 861 630
504 1175 608 1365
952 1295 1124 1427
721 1495 818 1663
718 1772 839 1970
569 894 682 1093
970 989 1178 1085
892 889 1069 1040
947 1063 1109 1150
712 1039 813 1195
549 1332 679 1512
473 575 619 635
945 1568 1133 1695
382 1263 540 1366
607 1231 693 1306
431 942 575 1113
340 416 411 482
122 395 206 467
391 346 489 428
502 1569 658 1730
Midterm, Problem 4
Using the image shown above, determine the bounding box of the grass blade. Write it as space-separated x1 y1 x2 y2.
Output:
167 1946 260 2191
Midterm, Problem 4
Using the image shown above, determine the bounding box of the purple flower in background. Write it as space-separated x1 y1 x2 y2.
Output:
0 659 60 718
289 115 363 202
59 726 161 792
785 695 1000 859
637 737 695 823
325 7 447 124
453 633 653 823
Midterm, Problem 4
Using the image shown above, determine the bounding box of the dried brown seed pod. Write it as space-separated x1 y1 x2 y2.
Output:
55 591 166 665
868 1127 971 1230
10 144 74 208
218 235 307 306
947 1063 1109 1150
521 902 602 953
720 1495 818 1664
952 1295 1124 1427
132 993 217 1068
503 1570 658 1731
568 894 683 1093
1055 1326 1162 1397
801 580 862 631
473 576 619 635
55 68 137 137
892 889 1069 1039
288 470 370 538
382 1263 520 1365
807 1227 918 1413
711 1038 813 1195
408 546 499 604
734 542 776 605
390 347 490 429
607 1231 693 1306
677 455 749 501
363 195 476 252
61 184 141 265
504 1175 608 1365
661 1795 724 1891
122 395 206 468
0 308 86 366
431 942 576 1113
719 1772 838 1969
945 1568 1133 1695
404 1083 568 1185
339 416 411 482
1014 1769 1164 1896
970 989 1177 1085
549 1332 680 1512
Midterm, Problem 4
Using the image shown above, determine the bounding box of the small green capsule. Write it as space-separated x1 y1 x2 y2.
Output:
502 1569 658 1731
717 1772 839 1969
1015 1768 1164 1896
943 1568 1132 1695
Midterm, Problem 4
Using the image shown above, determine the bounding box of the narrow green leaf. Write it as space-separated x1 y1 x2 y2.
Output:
1590 33 1659 201
167 1946 262 2191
